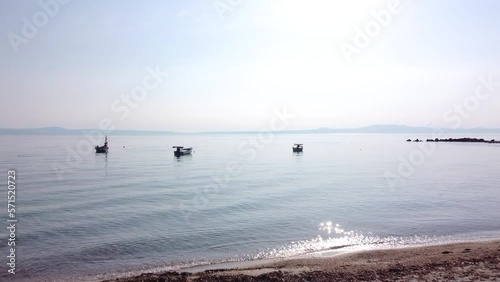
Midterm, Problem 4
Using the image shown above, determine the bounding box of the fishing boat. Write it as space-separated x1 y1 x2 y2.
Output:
173 146 193 157
292 143 303 152
95 136 109 153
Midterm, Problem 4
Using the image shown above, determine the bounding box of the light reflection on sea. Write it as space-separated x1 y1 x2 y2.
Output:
0 133 499 281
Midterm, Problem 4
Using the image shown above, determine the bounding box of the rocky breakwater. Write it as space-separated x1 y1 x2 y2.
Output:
407 138 499 143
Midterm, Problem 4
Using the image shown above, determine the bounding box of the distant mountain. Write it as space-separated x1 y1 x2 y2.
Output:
1 124 500 135
0 126 78 135
0 127 176 135
351 124 500 134
280 124 500 134
353 124 434 133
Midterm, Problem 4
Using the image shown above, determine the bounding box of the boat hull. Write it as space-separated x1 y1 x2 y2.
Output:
174 147 192 156
95 146 108 153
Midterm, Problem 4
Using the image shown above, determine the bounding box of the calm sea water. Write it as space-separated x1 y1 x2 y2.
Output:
1 133 500 281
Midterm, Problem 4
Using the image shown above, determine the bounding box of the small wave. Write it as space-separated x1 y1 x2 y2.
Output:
249 222 379 260
235 222 446 261
77 223 500 281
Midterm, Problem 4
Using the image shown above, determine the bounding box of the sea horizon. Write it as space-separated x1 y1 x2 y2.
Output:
3 124 500 135
3 1 500 280
1 133 499 281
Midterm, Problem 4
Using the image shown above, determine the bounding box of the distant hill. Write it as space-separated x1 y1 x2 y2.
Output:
1 125 500 135
302 124 500 134
0 127 77 135
0 127 176 135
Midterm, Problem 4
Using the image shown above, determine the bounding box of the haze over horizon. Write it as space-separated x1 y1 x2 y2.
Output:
1 0 499 132
3 123 500 135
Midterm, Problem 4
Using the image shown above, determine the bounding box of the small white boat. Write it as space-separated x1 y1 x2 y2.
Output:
173 146 193 156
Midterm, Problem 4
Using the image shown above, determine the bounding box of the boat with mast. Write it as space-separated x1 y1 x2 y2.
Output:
95 136 109 153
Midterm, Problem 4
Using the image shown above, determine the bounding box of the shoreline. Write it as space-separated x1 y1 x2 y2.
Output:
103 239 500 281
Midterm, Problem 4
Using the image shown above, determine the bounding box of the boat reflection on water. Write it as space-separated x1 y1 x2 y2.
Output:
174 154 193 162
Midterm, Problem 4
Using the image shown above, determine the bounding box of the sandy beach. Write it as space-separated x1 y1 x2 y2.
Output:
103 240 500 281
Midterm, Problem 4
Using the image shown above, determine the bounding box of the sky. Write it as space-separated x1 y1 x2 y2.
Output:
1 0 499 132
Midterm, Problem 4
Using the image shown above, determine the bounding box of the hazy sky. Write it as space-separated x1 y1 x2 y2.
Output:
1 0 499 131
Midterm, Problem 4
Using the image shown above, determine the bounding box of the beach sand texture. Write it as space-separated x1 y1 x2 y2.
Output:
103 240 500 281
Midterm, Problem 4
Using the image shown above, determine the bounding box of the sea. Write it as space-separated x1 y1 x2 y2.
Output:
0 133 499 281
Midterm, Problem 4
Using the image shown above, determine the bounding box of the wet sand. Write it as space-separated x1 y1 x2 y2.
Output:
103 240 500 281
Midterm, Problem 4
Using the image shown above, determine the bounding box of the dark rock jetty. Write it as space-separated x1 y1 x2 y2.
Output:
407 137 499 143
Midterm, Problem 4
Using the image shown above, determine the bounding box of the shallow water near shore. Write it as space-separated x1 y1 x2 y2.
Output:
1 133 500 281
